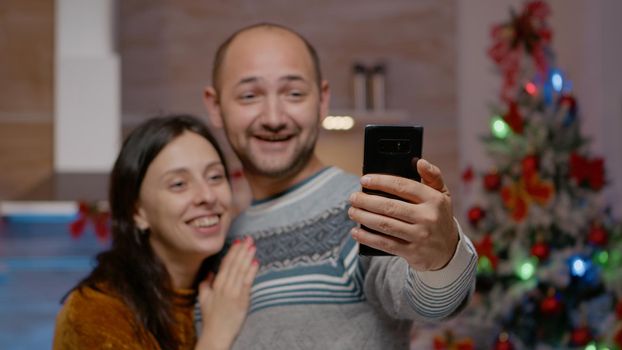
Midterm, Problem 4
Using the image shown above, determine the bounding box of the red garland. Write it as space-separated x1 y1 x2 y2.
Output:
488 0 552 102
503 101 524 134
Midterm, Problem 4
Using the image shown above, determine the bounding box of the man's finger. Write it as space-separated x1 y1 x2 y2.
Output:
360 174 435 203
349 191 419 224
416 158 448 194
350 227 408 256
347 206 419 242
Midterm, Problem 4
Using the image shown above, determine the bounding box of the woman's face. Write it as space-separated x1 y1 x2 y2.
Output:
134 131 232 263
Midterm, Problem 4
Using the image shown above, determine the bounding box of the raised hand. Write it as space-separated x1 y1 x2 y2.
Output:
348 158 459 271
196 236 259 350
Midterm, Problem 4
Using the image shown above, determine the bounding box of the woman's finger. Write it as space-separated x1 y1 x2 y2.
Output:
225 237 256 291
213 239 243 289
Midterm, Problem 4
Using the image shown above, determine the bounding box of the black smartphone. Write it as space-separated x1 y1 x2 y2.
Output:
359 125 424 256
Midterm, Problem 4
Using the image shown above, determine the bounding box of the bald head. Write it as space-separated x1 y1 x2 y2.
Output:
211 23 322 94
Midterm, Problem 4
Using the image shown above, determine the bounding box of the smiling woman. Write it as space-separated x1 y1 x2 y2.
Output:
52 115 258 350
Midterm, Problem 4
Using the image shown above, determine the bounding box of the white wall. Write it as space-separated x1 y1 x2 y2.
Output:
54 0 120 172
458 0 622 218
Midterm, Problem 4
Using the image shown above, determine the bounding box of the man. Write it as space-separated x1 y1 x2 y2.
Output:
202 23 477 349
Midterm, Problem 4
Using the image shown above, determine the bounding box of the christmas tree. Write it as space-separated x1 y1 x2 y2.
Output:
426 1 622 349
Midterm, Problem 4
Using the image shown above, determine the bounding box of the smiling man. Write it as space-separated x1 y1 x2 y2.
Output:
202 23 477 349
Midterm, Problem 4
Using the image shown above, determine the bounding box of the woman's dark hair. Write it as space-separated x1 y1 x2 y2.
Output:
74 114 229 349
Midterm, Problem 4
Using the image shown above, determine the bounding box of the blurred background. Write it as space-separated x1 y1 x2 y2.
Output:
1 0 621 348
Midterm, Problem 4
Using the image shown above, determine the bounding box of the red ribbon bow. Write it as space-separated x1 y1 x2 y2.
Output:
70 201 110 242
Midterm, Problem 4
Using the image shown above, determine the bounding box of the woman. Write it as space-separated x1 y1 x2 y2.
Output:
53 115 258 350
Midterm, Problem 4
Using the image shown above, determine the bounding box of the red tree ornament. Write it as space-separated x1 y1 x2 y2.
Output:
558 94 577 112
539 290 562 316
569 326 591 347
462 166 474 184
587 224 608 247
468 206 486 227
616 301 622 320
475 234 499 271
493 332 514 350
484 171 502 191
530 241 550 261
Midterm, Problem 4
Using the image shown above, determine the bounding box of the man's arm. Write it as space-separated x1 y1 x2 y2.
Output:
348 158 477 320
361 222 477 321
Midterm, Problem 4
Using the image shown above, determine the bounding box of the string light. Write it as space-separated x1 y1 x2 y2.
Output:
322 116 355 131
491 115 510 139
551 70 563 92
478 256 494 274
584 342 609 350
594 251 609 267
525 82 538 95
569 256 588 277
516 258 537 281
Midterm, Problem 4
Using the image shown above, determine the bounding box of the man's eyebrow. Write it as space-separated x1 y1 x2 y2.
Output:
279 74 307 83
236 76 260 86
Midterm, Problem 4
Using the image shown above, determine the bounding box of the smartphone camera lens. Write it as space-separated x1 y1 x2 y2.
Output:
397 141 409 153
378 139 410 154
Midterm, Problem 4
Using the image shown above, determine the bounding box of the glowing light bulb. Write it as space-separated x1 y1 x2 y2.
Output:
584 342 596 350
491 116 510 139
525 82 537 95
551 71 563 92
570 256 587 277
517 258 536 281
594 251 609 266
478 256 493 274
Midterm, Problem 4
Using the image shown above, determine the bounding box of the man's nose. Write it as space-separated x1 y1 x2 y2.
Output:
260 95 287 131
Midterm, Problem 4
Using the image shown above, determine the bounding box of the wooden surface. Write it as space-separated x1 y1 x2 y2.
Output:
0 122 53 200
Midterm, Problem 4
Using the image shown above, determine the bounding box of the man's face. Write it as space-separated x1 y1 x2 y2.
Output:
212 28 328 179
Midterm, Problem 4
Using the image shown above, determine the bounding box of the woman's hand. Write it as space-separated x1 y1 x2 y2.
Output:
195 236 258 350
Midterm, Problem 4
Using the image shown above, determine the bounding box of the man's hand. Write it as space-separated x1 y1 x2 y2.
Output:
348 158 459 271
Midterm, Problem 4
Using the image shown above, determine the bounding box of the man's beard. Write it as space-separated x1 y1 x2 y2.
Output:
237 129 318 180
221 113 320 181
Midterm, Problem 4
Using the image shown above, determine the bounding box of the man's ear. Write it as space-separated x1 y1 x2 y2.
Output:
204 86 224 129
319 80 331 119
133 205 150 232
